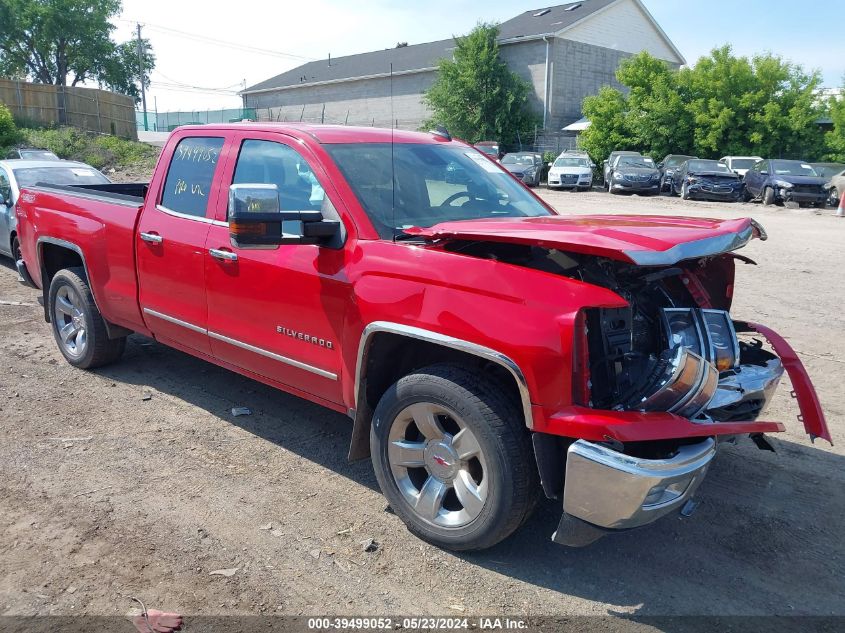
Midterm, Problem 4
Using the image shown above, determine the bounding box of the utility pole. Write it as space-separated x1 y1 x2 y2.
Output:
136 23 148 132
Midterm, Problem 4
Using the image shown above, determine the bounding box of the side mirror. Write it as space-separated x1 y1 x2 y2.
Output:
657 162 664 169
228 183 339 248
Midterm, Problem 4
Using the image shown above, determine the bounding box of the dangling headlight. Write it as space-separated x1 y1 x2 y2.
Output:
701 309 740 372
661 308 706 358
661 308 739 372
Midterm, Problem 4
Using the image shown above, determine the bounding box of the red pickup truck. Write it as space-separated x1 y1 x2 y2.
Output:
15 124 830 551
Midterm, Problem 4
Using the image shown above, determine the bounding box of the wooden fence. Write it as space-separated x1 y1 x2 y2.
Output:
0 79 137 140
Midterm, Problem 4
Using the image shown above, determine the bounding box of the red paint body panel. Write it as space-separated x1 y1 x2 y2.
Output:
538 406 786 443
406 215 755 264
740 322 832 444
13 124 829 451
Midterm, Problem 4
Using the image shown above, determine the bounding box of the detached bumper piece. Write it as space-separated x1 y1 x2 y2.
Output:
553 438 716 546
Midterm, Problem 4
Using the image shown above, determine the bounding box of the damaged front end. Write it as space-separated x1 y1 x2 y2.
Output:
426 215 830 545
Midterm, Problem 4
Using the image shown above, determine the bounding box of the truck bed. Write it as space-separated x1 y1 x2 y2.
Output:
17 182 148 334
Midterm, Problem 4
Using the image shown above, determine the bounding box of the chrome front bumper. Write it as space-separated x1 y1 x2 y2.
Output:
553 437 716 545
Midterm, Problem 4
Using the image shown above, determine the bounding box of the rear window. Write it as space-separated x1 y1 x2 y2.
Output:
160 137 225 217
13 166 110 188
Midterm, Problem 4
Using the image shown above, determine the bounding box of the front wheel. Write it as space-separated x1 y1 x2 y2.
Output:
370 363 538 551
48 267 126 369
830 187 840 207
681 182 691 200
762 186 775 206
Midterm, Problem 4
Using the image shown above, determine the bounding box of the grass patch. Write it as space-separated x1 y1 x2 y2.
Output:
5 127 159 172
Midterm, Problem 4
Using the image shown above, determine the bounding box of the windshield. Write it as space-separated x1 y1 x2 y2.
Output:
730 158 758 170
13 166 110 188
19 150 59 160
501 154 536 166
553 157 589 168
688 160 732 174
771 160 818 177
475 145 498 157
812 163 845 178
324 143 552 239
664 155 694 168
617 156 655 168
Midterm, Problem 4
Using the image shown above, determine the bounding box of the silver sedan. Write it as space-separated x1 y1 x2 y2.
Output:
0 159 110 261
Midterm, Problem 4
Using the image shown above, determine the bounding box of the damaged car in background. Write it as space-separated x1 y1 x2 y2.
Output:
670 159 745 201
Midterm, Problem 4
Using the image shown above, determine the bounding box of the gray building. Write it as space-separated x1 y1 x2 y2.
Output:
241 0 684 136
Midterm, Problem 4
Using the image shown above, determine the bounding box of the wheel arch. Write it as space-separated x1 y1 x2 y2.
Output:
348 321 533 461
37 237 131 339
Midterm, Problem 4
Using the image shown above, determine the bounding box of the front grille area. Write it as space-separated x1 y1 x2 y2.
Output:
793 184 823 194
709 398 765 422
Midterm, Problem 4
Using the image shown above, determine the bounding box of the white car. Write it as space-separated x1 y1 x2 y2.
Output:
719 156 763 178
547 154 594 190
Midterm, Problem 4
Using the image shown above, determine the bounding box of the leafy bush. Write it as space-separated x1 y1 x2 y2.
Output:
0 103 19 147
16 127 158 171
543 151 557 165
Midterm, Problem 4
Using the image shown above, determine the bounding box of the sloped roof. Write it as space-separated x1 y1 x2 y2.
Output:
243 0 671 94
497 0 618 41
244 39 452 94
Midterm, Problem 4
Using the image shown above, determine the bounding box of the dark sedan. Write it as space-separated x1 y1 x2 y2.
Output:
658 154 697 192
744 159 827 207
671 159 745 201
500 152 543 187
607 155 661 195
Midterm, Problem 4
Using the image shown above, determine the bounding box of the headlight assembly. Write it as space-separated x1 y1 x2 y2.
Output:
773 179 793 189
661 308 739 372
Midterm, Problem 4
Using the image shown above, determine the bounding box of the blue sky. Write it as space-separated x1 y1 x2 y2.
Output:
115 0 845 110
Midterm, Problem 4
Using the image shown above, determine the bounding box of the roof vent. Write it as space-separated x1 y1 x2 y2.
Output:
533 9 551 17
564 3 582 11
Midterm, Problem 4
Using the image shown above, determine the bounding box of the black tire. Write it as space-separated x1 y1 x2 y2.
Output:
830 187 840 208
370 363 539 551
743 188 752 202
681 182 691 200
11 235 21 262
48 267 126 369
762 186 775 206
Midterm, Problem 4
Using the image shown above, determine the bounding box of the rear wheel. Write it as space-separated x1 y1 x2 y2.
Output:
370 363 538 551
48 267 126 369
11 235 21 263
762 186 775 206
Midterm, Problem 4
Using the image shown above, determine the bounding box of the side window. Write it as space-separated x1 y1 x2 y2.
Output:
161 137 224 217
231 140 325 217
0 170 10 203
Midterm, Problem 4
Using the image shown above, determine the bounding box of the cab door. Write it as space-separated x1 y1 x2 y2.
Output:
137 135 229 355
203 133 349 404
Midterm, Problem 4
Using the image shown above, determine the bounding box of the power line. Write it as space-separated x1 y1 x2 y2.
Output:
119 19 314 62
149 82 241 96
152 70 242 92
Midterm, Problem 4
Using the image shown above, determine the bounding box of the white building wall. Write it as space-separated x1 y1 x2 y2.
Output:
562 0 683 64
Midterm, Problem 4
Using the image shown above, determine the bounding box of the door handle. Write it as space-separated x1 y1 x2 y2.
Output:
140 232 163 244
209 248 238 262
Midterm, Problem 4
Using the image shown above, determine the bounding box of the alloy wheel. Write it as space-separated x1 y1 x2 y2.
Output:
53 285 88 358
387 402 488 528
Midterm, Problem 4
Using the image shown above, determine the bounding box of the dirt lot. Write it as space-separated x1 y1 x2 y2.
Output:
1 189 843 625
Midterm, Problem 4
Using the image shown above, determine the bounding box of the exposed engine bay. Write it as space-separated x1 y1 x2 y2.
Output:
443 240 784 422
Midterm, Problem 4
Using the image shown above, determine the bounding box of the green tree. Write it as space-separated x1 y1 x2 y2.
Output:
423 23 539 147
823 79 845 162
579 47 825 163
0 0 154 102
0 102 18 146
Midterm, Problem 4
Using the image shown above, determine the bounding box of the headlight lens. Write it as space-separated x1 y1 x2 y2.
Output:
702 309 739 371
662 308 706 357
773 179 793 189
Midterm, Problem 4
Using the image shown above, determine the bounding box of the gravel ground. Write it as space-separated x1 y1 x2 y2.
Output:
1 187 843 625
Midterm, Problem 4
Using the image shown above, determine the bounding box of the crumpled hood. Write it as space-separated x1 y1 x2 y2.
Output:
406 215 764 266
